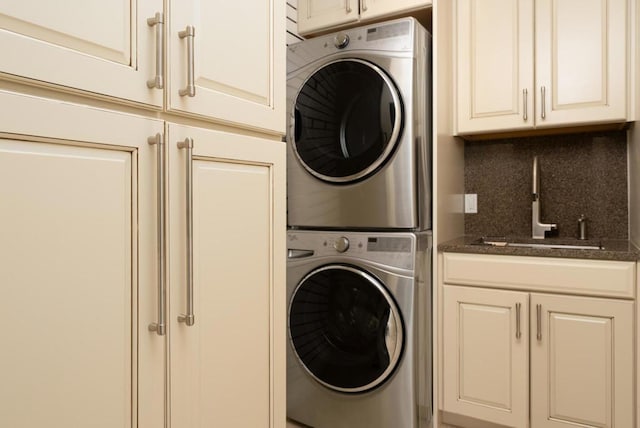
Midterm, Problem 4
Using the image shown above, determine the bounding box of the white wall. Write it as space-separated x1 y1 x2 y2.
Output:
432 1 465 427
628 0 640 246
287 0 304 45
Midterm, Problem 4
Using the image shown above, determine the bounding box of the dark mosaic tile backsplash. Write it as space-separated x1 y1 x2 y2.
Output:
465 130 628 239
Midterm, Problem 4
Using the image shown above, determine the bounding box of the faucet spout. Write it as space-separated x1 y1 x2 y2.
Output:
531 156 557 239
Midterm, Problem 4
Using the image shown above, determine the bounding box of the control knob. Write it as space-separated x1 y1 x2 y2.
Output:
333 237 350 253
334 33 349 49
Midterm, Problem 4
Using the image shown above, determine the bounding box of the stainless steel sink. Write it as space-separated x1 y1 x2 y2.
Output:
474 237 604 250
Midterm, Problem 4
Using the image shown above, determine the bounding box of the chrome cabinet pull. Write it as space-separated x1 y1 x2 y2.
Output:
361 0 368 11
148 133 167 336
536 304 542 341
541 86 546 119
177 138 195 327
146 12 164 89
515 303 522 339
179 26 196 97
523 89 528 122
346 0 352 13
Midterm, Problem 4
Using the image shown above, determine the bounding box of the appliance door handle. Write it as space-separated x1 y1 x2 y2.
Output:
146 12 164 89
288 249 315 259
179 26 196 97
384 310 398 356
148 133 167 336
177 138 195 326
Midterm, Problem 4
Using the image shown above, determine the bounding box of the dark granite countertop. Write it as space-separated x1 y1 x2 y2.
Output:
438 236 640 262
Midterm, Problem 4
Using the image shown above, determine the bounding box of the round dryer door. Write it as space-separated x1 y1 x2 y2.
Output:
292 59 403 184
288 264 404 393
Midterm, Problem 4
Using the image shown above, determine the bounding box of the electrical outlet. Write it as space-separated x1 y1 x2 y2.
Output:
464 194 477 214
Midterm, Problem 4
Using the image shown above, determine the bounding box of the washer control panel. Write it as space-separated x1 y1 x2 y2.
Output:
286 231 424 271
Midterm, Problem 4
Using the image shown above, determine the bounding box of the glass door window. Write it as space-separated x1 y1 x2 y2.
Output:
293 59 403 183
288 265 403 393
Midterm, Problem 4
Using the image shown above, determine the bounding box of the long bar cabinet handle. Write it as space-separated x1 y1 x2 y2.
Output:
536 304 542 341
146 12 164 89
148 133 167 336
515 303 522 339
541 86 546 119
361 0 367 11
179 26 196 97
346 0 352 13
177 138 195 326
523 89 528 122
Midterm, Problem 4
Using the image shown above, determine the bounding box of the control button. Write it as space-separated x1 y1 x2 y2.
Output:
334 33 349 49
333 237 350 253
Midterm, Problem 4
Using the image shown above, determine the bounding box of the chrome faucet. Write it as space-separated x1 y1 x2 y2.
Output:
532 156 557 239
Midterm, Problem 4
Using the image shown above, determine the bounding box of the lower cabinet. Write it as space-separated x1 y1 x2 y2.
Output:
443 286 529 427
441 253 635 428
167 123 286 428
0 90 165 428
530 293 633 428
0 90 285 428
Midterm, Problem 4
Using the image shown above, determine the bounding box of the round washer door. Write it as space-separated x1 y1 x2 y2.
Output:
292 59 403 184
288 264 404 393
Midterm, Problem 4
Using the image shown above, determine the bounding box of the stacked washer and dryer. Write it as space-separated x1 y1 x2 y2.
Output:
285 18 433 428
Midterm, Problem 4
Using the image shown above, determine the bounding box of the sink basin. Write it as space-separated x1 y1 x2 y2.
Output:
474 237 604 251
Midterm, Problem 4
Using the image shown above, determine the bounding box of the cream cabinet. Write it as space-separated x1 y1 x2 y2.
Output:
167 0 285 133
441 253 636 428
0 90 286 428
167 123 286 428
530 293 634 428
297 0 431 35
0 0 285 134
455 0 628 135
442 286 529 427
0 0 163 107
0 90 165 428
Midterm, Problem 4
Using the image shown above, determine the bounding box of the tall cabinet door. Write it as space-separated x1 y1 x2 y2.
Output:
0 0 163 106
442 285 529 428
168 0 285 134
530 293 634 427
535 0 627 127
168 124 286 428
0 91 165 428
456 0 534 134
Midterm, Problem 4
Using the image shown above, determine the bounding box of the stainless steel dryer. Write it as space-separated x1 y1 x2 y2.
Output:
286 230 432 428
286 18 432 230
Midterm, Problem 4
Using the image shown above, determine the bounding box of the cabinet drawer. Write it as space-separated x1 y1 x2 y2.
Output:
443 253 636 299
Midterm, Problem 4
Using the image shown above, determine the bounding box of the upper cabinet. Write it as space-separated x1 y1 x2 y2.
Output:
0 0 285 135
297 0 431 35
0 0 163 107
535 0 627 127
455 0 628 135
168 0 285 133
297 0 358 34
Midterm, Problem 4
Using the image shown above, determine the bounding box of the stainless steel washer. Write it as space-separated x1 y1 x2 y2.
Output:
286 18 432 230
287 230 432 428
